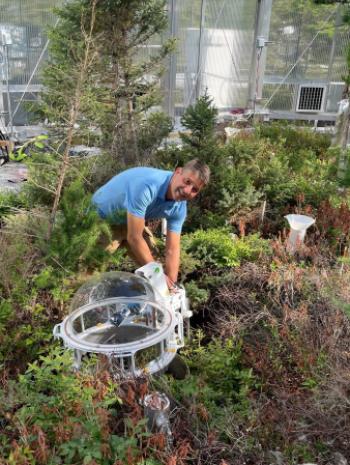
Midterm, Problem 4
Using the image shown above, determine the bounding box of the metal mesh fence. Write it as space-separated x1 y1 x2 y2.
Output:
263 1 350 117
1 0 350 127
0 0 60 127
163 0 257 118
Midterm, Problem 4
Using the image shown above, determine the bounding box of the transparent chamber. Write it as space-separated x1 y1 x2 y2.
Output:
54 267 190 377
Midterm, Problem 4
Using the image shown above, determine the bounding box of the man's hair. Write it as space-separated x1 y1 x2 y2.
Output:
183 159 210 185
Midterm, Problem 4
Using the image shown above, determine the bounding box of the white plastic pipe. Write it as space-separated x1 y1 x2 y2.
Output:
143 391 172 438
285 214 315 252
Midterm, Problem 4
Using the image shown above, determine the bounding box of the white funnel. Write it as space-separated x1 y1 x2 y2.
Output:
285 214 315 252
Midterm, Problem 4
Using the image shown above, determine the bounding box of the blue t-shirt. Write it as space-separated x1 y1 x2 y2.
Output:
92 167 187 233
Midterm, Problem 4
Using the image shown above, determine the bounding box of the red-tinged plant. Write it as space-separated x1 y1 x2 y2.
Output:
166 456 177 465
54 418 75 444
32 425 49 464
316 200 350 250
176 440 192 460
148 433 167 450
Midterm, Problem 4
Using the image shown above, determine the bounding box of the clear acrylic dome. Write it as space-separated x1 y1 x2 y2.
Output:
60 271 172 349
54 267 187 375
70 271 156 311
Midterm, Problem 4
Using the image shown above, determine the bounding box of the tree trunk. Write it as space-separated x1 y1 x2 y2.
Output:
48 1 97 238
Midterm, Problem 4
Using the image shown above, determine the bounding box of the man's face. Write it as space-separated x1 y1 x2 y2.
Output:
168 168 204 201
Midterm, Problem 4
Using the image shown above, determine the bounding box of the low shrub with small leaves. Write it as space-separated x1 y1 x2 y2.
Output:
184 280 210 310
166 331 255 426
182 229 270 268
0 349 163 465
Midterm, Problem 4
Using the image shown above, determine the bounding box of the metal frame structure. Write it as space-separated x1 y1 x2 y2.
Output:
0 0 60 137
260 1 349 122
0 0 349 131
162 0 349 122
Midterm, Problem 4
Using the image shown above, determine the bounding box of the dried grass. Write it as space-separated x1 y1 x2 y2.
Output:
204 260 350 463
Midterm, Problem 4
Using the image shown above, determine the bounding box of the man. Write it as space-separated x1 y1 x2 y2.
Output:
92 159 210 290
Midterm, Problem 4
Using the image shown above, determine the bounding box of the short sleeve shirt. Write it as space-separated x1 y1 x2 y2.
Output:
91 167 187 233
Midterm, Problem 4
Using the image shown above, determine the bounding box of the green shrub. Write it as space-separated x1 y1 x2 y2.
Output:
0 212 43 301
137 111 172 161
259 122 331 157
0 190 29 222
184 280 210 310
225 133 338 211
157 100 342 231
47 179 118 272
168 331 255 418
24 150 60 207
180 91 218 155
0 294 56 373
182 229 270 268
0 349 152 465
155 94 232 230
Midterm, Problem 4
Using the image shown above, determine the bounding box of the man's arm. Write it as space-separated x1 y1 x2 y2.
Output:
126 213 154 265
165 230 181 285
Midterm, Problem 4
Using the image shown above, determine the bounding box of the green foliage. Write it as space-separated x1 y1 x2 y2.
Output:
0 296 56 373
34 0 174 165
182 229 270 268
0 349 152 465
0 190 29 221
0 216 41 301
259 123 331 157
157 101 340 231
137 112 173 161
284 443 316 464
180 91 218 154
224 128 338 210
184 281 209 310
47 178 118 272
9 135 48 162
33 266 58 289
0 300 14 334
169 331 255 415
24 150 60 207
182 228 239 267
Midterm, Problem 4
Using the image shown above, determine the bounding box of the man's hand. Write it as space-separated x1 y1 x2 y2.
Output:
165 230 181 287
165 274 179 293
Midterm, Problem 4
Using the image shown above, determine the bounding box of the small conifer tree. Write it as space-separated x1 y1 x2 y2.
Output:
37 0 174 166
180 91 218 158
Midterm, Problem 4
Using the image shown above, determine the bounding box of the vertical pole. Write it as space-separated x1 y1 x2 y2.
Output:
327 4 342 82
0 44 5 128
166 0 177 119
248 0 261 109
195 0 206 100
4 44 13 137
248 0 273 111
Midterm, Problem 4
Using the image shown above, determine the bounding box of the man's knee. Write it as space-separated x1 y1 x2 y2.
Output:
105 240 122 254
101 224 128 254
143 226 157 253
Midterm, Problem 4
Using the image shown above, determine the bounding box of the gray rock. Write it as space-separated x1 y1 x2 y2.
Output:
331 452 348 465
69 145 102 157
0 162 28 193
268 450 284 465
